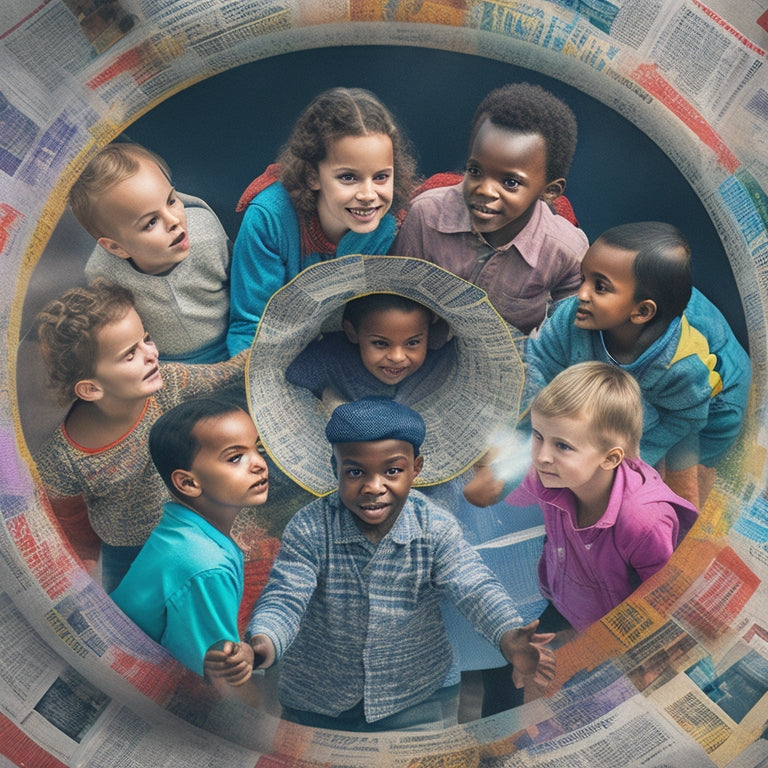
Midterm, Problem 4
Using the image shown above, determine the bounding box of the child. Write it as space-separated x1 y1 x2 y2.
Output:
284 293 456 408
70 142 231 363
391 82 588 335
33 280 247 592
226 87 418 355
524 221 751 506
110 397 267 680
207 397 554 731
479 362 699 715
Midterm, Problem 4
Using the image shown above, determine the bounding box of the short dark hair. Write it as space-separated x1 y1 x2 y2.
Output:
469 83 578 181
342 293 432 330
149 396 249 493
599 221 692 325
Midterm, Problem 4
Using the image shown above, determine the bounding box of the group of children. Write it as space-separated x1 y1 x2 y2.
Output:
29 80 751 732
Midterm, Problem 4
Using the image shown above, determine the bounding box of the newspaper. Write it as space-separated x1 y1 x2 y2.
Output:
1 0 768 766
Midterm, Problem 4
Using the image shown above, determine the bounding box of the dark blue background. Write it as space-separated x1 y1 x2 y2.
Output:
126 45 747 348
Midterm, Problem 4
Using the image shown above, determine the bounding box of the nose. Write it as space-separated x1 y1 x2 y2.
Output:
356 179 376 202
362 474 385 495
165 206 182 229
250 451 267 473
474 176 498 199
387 345 406 363
140 338 158 361
577 280 589 302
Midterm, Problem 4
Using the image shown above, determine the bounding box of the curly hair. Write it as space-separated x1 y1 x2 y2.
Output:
36 279 136 405
68 142 171 238
278 87 418 215
469 83 578 181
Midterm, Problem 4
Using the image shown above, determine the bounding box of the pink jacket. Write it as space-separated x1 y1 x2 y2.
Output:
506 458 698 631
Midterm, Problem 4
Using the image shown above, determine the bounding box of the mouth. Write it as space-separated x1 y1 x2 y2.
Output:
347 206 381 220
575 305 591 320
170 230 188 248
143 365 160 381
250 477 269 493
380 366 408 379
359 501 389 515
469 203 500 219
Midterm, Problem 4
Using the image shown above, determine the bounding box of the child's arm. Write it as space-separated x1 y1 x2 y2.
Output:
227 201 293 356
499 619 556 682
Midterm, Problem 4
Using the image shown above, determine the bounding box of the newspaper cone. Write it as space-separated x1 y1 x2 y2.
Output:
246 255 524 495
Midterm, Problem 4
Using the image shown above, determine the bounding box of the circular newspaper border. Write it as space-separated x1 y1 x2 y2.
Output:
2 4 765 765
247 254 524 495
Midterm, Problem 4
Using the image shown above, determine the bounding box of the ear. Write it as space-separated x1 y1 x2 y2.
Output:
540 178 566 204
601 446 624 471
171 468 202 499
306 166 321 192
97 236 131 260
342 319 360 344
73 378 103 402
413 453 424 477
630 299 657 325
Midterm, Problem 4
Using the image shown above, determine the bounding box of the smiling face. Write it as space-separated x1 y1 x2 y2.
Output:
343 307 430 386
309 133 394 244
575 240 645 332
95 157 190 274
177 409 269 527
462 119 562 248
335 439 423 543
530 410 621 508
83 306 163 403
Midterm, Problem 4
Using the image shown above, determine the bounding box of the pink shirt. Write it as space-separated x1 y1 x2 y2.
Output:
506 458 698 631
391 182 588 334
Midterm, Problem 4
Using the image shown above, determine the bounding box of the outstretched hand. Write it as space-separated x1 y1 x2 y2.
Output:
204 640 255 687
500 620 557 689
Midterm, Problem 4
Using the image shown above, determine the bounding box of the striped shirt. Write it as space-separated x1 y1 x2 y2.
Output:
248 490 523 723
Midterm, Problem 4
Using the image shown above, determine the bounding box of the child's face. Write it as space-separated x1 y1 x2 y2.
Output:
182 409 269 515
309 133 394 244
575 240 644 332
343 308 430 386
86 307 162 402
95 157 190 275
463 119 559 248
335 438 423 543
530 410 619 499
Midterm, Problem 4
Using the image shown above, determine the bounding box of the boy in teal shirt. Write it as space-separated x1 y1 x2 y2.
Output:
111 397 268 680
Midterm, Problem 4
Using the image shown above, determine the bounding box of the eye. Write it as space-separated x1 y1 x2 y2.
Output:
373 172 390 183
385 467 403 476
256 438 267 456
406 338 423 348
594 279 608 293
465 164 480 177
531 430 543 442
555 441 573 451
371 340 388 349
144 216 158 231
503 177 521 189
346 468 363 478
227 452 244 464
338 172 356 183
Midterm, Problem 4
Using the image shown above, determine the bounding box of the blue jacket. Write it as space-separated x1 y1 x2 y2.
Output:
525 289 751 467
227 181 397 355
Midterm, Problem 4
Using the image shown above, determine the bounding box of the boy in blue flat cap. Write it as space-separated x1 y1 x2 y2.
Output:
206 396 554 731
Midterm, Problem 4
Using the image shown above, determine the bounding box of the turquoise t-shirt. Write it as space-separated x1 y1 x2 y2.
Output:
111 501 244 675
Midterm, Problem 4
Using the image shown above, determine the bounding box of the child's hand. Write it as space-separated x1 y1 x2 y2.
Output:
463 450 505 507
500 620 556 683
249 633 276 670
204 640 254 687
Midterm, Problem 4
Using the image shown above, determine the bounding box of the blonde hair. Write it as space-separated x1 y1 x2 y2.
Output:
532 362 643 456
68 143 171 238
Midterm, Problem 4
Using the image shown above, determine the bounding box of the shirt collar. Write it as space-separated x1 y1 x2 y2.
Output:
432 183 547 268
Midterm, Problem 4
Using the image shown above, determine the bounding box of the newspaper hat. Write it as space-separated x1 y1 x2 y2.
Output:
247 255 524 495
